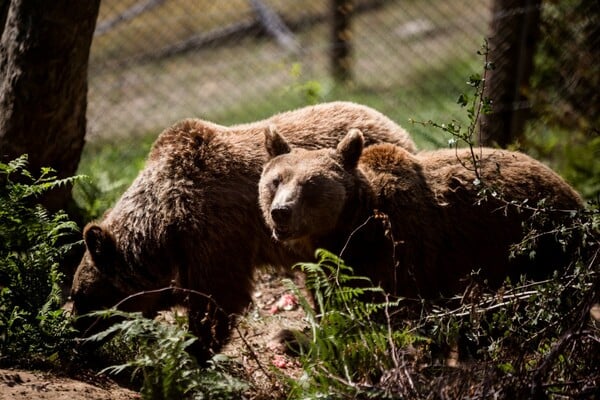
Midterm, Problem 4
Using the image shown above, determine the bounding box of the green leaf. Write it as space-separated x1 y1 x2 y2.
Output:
457 93 469 107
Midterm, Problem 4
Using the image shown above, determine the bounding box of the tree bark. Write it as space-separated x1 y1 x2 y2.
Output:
480 0 540 147
0 0 100 212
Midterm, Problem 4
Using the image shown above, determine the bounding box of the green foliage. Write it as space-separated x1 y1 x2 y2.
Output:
73 172 129 221
525 122 600 201
530 0 598 134
525 1 598 200
0 155 79 365
87 310 248 400
285 249 424 399
74 134 153 220
410 39 494 184
287 63 327 105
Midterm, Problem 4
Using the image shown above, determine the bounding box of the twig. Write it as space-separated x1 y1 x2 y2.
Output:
530 257 600 397
384 293 399 369
339 214 375 259
232 324 279 390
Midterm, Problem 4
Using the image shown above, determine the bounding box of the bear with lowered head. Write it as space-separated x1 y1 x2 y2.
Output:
69 102 417 361
258 128 583 299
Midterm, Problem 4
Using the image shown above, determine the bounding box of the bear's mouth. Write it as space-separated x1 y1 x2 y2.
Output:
272 226 295 241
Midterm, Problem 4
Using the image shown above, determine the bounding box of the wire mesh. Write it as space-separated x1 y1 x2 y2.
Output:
87 0 494 148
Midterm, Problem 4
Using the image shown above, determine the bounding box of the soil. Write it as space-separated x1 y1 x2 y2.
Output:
221 269 312 398
0 369 139 400
0 270 309 399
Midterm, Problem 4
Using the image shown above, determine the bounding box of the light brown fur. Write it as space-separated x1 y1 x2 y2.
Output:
69 102 416 361
259 129 583 299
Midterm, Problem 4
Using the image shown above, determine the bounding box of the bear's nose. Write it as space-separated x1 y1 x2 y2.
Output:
271 205 292 225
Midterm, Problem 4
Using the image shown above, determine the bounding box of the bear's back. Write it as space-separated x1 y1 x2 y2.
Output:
420 148 583 209
355 145 583 297
244 101 416 152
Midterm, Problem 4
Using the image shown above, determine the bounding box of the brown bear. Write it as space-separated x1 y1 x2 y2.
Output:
69 101 417 361
258 128 583 299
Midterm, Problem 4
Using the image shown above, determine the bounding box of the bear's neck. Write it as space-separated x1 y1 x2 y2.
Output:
317 170 377 253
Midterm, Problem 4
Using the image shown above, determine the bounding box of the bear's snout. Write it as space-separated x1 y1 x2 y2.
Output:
269 204 298 241
271 205 292 225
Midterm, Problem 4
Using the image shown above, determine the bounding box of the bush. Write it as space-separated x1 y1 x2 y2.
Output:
284 249 426 399
0 155 80 366
87 308 248 400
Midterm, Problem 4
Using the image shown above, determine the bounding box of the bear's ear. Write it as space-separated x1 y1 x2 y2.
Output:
264 125 291 159
83 223 116 273
337 129 364 170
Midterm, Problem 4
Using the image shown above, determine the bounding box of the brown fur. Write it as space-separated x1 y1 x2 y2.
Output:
259 129 583 299
69 102 416 361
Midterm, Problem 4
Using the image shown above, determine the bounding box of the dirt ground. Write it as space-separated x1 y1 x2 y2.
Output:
221 270 311 397
0 270 308 399
0 369 139 400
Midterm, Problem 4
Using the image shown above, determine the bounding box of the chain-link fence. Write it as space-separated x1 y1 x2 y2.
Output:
87 0 493 148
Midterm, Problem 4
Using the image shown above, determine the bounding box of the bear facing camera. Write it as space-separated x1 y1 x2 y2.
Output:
259 127 583 299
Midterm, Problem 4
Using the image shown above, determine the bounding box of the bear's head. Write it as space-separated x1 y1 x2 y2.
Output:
259 127 364 246
68 223 132 334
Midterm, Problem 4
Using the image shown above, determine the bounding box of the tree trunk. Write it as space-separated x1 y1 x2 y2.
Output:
480 0 540 147
0 0 100 212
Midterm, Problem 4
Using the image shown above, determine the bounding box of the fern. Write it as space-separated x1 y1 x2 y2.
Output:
286 249 424 398
0 155 80 366
86 309 249 400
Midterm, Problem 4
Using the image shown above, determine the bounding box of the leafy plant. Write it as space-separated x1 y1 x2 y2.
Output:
0 155 80 365
520 0 598 200
410 39 494 185
287 63 327 105
285 249 424 399
72 171 129 221
87 309 248 400
400 39 600 398
530 0 598 135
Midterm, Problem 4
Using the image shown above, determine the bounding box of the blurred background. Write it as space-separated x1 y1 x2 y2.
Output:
80 0 598 211
88 0 491 146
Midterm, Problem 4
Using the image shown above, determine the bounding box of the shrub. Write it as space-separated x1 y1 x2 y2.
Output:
284 249 425 399
527 1 599 200
87 308 248 400
0 155 80 366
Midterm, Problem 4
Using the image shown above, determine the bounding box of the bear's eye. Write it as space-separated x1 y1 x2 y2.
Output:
271 176 281 188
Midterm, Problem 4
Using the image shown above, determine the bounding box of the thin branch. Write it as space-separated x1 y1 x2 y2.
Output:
384 293 399 369
232 324 280 390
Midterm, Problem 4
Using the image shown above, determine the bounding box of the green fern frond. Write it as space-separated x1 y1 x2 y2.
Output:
87 310 248 399
5 154 30 175
0 155 80 365
287 249 425 398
